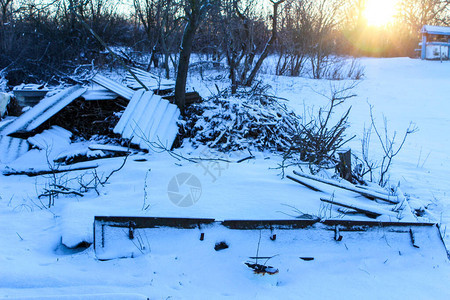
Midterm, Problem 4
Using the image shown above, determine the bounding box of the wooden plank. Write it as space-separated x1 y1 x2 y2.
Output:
3 164 98 177
322 219 435 228
286 175 322 192
88 144 134 153
95 216 216 229
320 197 398 218
293 170 398 204
222 219 318 229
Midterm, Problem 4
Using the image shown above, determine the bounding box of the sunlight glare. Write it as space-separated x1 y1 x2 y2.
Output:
363 0 399 27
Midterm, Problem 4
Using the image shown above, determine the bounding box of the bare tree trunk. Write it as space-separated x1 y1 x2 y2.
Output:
160 20 170 79
174 0 209 113
175 19 198 112
226 51 238 94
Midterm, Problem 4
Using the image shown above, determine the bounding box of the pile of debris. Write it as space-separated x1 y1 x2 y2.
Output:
183 85 301 152
0 68 185 167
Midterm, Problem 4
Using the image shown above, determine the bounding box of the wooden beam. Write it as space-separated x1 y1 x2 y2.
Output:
3 164 98 177
286 175 322 192
293 171 398 204
320 197 398 218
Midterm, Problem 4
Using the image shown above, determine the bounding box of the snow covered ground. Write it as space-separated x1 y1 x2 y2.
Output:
266 57 450 237
1 57 450 299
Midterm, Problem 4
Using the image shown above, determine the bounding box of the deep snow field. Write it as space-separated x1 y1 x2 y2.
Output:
1 57 450 299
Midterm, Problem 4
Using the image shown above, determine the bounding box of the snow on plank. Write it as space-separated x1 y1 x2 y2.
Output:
126 67 175 90
2 162 98 176
320 197 399 218
291 170 399 204
91 74 134 100
0 86 86 136
81 88 119 101
27 125 72 150
113 91 180 150
94 217 446 261
88 144 134 153
0 135 29 164
3 293 148 299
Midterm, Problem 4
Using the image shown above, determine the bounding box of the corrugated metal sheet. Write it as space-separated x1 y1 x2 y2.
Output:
114 90 180 150
0 135 29 164
0 85 86 136
126 67 175 90
92 74 134 100
81 88 119 101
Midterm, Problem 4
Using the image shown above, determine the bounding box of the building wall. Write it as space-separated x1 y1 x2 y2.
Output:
426 44 449 60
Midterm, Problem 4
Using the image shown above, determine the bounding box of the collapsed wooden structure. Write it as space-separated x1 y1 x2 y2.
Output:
89 167 450 261
0 68 185 164
93 216 447 261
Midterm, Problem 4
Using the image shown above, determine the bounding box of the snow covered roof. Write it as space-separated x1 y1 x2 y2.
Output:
421 25 450 36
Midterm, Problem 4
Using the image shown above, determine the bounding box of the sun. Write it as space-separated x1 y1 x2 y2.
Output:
363 0 399 27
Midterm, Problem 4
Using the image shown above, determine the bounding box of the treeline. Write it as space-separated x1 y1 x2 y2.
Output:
0 0 449 86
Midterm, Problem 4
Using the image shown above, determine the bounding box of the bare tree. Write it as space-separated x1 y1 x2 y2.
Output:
218 0 285 93
244 0 286 86
276 0 311 76
308 0 343 79
398 0 450 34
0 0 13 25
217 0 260 93
133 0 181 77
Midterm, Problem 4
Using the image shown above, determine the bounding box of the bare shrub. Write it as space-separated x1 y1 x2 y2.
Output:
323 57 365 80
354 105 418 187
38 151 129 207
280 82 357 174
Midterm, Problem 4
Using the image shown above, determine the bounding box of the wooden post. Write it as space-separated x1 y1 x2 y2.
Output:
421 34 427 60
448 38 450 59
337 149 352 182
